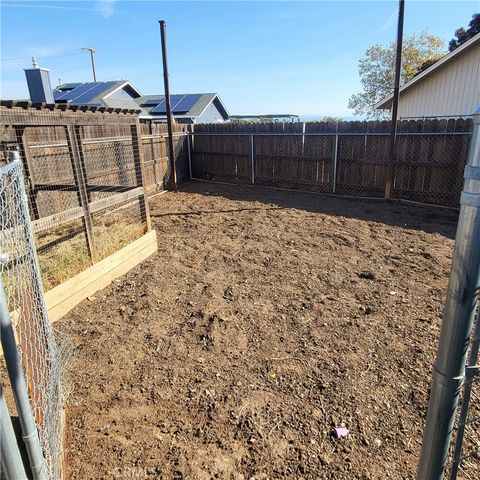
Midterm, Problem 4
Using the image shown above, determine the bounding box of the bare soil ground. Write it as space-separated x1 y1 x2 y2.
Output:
57 182 459 480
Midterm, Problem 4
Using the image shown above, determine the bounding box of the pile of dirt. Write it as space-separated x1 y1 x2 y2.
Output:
58 182 458 479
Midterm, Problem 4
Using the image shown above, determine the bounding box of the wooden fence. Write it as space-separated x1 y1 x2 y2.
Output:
0 104 190 219
192 118 473 207
0 103 185 289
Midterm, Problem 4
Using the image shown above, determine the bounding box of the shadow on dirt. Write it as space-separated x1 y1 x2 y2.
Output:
153 181 458 239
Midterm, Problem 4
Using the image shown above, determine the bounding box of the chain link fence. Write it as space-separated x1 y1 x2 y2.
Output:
191 133 251 185
393 131 471 207
1 159 62 479
448 316 480 480
190 119 472 207
139 122 190 193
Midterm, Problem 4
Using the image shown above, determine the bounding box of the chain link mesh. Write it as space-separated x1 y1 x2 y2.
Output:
0 160 62 479
190 127 472 207
392 133 470 206
191 134 251 184
140 126 189 192
448 315 480 480
254 134 335 192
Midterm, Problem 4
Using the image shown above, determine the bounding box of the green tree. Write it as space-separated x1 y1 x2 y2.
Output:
348 31 445 119
449 13 480 51
320 116 343 123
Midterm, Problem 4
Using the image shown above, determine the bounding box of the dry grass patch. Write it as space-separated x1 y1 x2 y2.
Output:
38 213 144 290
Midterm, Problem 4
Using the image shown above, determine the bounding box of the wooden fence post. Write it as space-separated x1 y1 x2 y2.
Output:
66 124 96 261
131 122 152 232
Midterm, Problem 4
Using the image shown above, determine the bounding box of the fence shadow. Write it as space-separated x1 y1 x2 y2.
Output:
169 181 458 239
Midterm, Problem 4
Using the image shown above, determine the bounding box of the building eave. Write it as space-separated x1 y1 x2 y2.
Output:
375 32 480 110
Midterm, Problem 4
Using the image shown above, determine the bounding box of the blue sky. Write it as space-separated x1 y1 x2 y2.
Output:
1 1 478 118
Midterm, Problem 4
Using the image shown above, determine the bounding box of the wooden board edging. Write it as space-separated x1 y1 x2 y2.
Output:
45 230 157 323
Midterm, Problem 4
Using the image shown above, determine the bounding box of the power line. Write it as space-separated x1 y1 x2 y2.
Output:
1 49 84 64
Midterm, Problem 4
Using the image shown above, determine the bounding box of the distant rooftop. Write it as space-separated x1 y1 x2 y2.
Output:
49 81 229 122
230 114 300 123
135 93 229 120
53 81 130 105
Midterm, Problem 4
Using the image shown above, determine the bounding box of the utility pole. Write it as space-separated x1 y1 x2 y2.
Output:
82 47 97 82
159 20 177 192
384 0 405 199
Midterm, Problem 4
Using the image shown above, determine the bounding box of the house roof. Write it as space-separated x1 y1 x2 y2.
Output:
53 80 124 104
375 32 480 110
135 93 229 120
51 82 228 120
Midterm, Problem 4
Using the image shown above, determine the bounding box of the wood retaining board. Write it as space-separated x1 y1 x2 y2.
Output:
45 229 157 323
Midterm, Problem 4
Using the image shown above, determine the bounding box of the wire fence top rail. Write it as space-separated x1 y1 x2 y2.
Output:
190 131 473 136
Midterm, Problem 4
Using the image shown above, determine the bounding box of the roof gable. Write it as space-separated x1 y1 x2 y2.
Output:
136 93 229 119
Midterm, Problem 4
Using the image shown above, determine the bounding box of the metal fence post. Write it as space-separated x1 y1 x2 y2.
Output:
301 122 306 157
417 106 480 479
187 132 192 180
1 383 28 480
0 258 48 480
250 134 255 185
332 134 339 193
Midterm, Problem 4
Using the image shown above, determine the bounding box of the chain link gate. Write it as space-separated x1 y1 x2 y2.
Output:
0 157 63 479
449 314 480 479
416 108 480 479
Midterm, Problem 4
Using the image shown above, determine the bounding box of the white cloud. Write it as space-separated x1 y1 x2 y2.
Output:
380 10 397 32
3 2 119 17
95 0 116 18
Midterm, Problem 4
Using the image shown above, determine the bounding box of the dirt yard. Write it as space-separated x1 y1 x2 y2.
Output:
57 182 458 479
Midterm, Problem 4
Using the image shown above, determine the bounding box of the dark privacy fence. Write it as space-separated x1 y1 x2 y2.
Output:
191 118 473 207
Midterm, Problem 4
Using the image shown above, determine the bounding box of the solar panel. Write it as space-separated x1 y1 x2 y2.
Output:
53 90 67 100
59 82 82 90
150 94 186 114
172 94 202 113
55 82 98 101
141 98 164 106
71 81 117 104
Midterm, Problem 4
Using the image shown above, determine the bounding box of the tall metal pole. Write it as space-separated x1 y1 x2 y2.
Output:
159 20 178 192
82 47 96 82
1 383 28 480
384 0 405 199
417 106 480 479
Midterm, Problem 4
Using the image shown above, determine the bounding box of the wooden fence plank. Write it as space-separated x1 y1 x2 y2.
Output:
45 230 157 323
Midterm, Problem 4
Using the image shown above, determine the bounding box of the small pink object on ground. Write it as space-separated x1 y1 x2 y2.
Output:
334 427 349 438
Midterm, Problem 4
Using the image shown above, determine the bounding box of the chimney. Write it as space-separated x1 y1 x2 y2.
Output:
24 57 54 104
